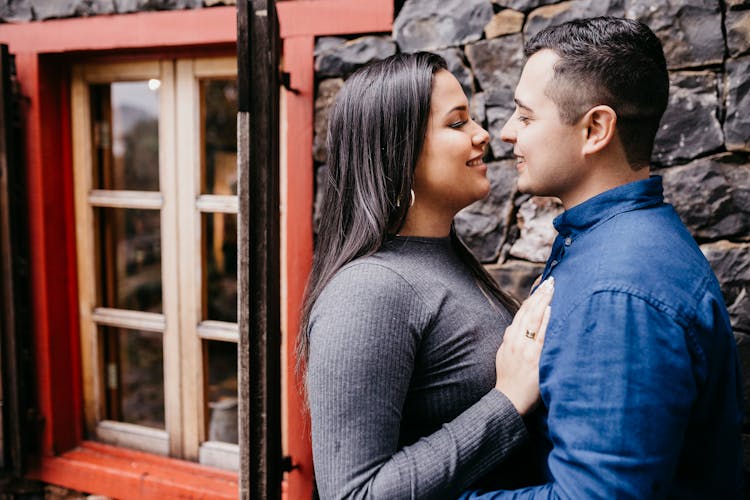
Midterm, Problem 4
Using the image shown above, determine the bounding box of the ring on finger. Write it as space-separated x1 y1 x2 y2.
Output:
524 329 537 340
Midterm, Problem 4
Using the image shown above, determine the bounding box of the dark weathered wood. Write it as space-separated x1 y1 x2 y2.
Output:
0 44 32 477
237 1 281 499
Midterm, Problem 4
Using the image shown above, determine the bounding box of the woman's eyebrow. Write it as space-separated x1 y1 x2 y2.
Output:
444 104 468 117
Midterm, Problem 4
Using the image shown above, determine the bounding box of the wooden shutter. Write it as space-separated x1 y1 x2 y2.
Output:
0 43 36 478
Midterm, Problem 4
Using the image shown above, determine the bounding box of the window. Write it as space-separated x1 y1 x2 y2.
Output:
71 57 239 470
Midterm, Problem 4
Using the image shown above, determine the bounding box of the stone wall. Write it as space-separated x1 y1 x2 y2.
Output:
312 0 750 475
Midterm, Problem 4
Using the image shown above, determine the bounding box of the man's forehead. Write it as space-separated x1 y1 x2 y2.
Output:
521 49 559 80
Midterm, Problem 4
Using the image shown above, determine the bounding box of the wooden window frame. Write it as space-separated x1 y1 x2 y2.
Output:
72 56 240 468
0 2 392 498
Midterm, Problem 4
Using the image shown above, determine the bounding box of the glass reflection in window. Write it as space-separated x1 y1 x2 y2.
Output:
201 79 238 196
204 340 238 444
101 326 165 429
202 213 237 322
90 81 160 191
96 207 162 313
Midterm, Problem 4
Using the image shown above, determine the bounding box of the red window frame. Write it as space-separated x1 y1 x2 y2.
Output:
0 1 392 497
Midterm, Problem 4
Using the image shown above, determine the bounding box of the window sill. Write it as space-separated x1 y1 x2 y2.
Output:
26 441 238 499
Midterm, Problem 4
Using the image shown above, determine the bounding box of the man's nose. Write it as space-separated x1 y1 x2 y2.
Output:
500 118 515 143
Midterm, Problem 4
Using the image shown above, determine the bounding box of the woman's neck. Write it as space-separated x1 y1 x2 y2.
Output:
397 204 454 237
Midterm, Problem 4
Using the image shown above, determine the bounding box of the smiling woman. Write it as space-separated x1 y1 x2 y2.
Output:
298 52 554 499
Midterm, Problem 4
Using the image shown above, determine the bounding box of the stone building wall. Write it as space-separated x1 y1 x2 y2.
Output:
311 0 750 472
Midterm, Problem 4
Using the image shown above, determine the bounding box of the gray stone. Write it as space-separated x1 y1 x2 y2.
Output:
465 34 524 93
314 37 347 56
487 104 515 159
627 0 723 69
0 0 33 21
394 0 494 52
313 165 329 234
508 196 563 263
487 259 545 300
492 0 560 13
485 84 516 158
652 71 723 166
313 78 344 164
471 92 487 126
31 0 115 19
484 9 525 38
661 154 750 240
314 36 396 77
701 240 750 333
725 56 750 152
435 48 474 97
455 160 518 263
114 0 200 13
726 9 750 58
524 0 625 40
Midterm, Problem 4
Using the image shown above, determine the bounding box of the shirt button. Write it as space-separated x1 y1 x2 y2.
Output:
551 260 558 267
564 237 572 246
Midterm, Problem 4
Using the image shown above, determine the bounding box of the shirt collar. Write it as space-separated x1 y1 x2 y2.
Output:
553 176 664 238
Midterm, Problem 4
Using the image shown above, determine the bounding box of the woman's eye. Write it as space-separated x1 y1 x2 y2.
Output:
449 120 467 129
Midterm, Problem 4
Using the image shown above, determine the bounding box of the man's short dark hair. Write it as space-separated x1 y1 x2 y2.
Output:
525 17 669 168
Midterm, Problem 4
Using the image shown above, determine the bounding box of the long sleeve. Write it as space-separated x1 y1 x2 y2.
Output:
462 291 700 499
307 262 527 500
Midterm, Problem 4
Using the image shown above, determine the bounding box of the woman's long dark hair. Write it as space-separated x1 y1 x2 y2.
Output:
297 52 519 376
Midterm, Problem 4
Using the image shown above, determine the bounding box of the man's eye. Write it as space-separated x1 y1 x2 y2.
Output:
517 115 530 124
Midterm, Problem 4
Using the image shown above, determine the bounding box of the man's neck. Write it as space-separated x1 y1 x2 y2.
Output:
561 161 650 210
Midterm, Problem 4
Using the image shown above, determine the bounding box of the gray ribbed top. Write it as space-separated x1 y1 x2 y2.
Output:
307 236 528 499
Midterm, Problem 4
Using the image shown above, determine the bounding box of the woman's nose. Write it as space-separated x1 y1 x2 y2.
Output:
473 125 490 147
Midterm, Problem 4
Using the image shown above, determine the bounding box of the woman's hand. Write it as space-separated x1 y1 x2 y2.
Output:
495 277 554 415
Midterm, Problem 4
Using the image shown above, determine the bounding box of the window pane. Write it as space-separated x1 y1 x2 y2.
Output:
205 340 238 444
101 326 164 429
96 207 162 313
91 81 160 191
201 79 238 195
202 213 237 322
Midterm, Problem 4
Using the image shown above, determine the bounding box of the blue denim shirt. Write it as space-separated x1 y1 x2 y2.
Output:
465 177 743 499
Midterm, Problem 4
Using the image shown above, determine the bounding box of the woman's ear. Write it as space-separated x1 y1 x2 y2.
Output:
581 105 617 156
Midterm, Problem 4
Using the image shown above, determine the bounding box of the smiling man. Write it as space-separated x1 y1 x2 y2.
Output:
464 17 743 499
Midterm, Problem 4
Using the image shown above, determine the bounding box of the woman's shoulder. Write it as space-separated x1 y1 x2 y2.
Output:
322 257 417 302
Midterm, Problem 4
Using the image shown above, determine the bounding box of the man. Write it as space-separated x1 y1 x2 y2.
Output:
467 17 743 498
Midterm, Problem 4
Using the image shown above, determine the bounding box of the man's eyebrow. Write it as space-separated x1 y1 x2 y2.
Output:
514 98 534 113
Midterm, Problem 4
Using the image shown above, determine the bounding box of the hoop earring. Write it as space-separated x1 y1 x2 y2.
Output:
409 189 415 207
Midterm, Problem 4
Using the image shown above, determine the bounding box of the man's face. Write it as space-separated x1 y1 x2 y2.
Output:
500 49 588 208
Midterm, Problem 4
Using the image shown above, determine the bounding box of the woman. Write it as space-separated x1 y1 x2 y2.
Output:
298 52 553 499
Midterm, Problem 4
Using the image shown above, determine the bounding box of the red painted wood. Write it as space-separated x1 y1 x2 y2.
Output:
28 442 237 499
0 7 236 54
57 56 85 448
277 0 393 37
282 35 315 500
14 52 58 457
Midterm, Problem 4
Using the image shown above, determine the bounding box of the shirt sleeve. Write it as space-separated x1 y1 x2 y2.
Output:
461 290 700 499
307 263 528 500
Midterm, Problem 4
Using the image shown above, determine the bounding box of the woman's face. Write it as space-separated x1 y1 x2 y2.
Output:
413 69 491 218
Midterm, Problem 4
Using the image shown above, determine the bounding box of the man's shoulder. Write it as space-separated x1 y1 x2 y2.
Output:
570 206 719 318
